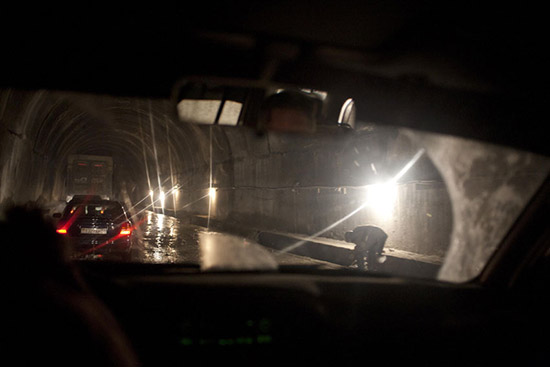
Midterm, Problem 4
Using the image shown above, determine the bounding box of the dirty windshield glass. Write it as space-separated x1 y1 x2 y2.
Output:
1 88 548 282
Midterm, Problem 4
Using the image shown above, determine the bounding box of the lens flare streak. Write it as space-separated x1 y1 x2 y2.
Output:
278 148 425 254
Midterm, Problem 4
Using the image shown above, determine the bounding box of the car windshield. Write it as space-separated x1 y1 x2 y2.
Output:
1 88 548 283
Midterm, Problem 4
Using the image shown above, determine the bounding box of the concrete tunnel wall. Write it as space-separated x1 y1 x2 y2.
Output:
0 89 208 213
189 126 453 257
0 89 453 258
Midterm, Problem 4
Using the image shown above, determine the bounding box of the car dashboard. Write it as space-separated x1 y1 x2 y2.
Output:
76 261 539 366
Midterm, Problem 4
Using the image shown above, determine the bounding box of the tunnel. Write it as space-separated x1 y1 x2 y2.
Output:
0 86 456 269
0 90 206 210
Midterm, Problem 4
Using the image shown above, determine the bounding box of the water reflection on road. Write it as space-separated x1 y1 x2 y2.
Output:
132 211 342 269
134 211 202 264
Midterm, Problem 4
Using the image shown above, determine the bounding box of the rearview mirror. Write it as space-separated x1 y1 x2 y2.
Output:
172 76 325 134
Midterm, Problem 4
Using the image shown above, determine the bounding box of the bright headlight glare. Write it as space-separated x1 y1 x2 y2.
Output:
209 187 217 200
160 191 165 208
365 182 397 218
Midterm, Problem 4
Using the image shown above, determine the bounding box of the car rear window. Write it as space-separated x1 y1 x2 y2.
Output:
64 203 125 219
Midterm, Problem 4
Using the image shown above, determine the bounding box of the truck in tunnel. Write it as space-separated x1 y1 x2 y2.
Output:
66 154 113 201
1 2 549 367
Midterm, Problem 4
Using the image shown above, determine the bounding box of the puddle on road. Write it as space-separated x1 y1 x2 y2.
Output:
137 211 201 264
133 211 342 269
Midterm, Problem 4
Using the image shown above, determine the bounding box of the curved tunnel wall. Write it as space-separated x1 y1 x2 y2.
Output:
0 90 210 209
0 89 453 257
206 126 453 256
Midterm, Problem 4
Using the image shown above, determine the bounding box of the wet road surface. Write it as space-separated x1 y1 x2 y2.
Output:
131 211 342 268
133 211 201 264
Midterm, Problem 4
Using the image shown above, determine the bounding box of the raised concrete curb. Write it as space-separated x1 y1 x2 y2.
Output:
257 232 354 266
257 231 442 278
189 215 442 278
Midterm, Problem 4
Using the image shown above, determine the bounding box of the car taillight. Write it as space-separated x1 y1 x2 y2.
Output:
119 223 132 235
56 228 67 234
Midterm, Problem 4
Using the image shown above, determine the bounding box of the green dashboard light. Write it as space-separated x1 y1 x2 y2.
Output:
237 337 254 345
218 338 235 346
257 334 273 344
180 338 193 346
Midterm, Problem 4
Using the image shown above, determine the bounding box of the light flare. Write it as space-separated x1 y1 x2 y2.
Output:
364 182 398 219
209 187 217 200
278 148 425 255
160 190 166 209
